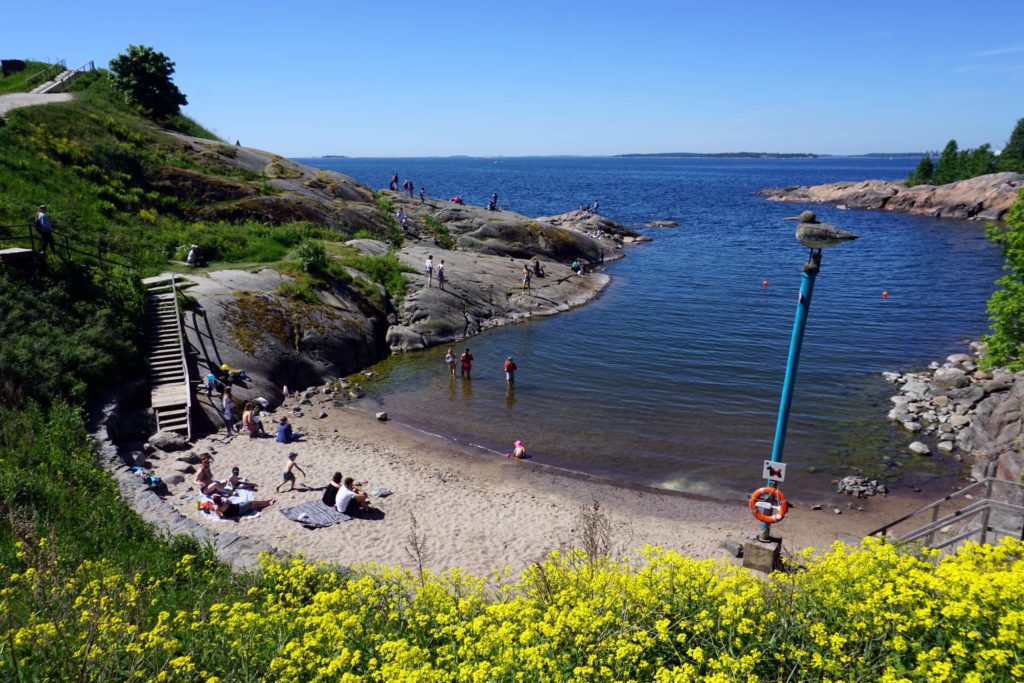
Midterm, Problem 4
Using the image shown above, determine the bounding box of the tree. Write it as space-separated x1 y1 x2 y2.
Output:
998 117 1024 174
906 156 934 186
982 190 1024 369
960 143 996 179
932 139 961 186
108 45 187 119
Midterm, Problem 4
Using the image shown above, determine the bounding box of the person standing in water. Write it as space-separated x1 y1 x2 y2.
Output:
504 356 517 386
445 347 457 378
460 347 473 379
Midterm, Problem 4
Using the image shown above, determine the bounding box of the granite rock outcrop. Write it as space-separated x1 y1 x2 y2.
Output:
761 172 1024 221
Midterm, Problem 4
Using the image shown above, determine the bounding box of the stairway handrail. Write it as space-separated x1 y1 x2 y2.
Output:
25 59 66 86
168 273 193 442
869 477 1024 540
0 224 134 269
895 499 1024 544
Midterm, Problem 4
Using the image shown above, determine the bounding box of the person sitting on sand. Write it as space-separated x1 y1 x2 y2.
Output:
225 466 258 491
276 452 306 492
335 476 370 514
195 455 230 496
211 493 275 519
276 416 303 444
322 472 343 508
241 402 267 438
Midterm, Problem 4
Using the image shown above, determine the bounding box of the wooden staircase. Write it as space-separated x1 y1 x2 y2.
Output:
144 274 192 440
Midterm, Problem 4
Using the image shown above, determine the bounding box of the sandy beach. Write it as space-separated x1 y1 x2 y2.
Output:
151 395 939 576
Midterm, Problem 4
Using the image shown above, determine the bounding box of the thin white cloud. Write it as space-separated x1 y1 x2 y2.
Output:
973 45 1024 58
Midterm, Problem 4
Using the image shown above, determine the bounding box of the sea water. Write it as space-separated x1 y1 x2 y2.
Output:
299 156 1004 498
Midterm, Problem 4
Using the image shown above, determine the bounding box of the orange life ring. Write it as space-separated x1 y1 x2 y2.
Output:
749 486 789 524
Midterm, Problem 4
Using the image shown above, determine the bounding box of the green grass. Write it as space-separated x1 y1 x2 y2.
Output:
0 61 55 94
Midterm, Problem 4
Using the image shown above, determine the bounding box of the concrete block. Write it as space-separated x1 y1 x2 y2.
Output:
742 538 781 573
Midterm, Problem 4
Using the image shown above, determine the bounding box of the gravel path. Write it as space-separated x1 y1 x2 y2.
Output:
0 93 73 117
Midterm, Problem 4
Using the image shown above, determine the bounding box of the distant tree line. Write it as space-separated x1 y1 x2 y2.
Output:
907 118 1024 186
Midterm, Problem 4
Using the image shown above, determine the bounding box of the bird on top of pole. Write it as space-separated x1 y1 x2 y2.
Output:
785 210 860 254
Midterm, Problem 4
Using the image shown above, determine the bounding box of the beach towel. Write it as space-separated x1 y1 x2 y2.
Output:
198 490 261 521
280 499 352 528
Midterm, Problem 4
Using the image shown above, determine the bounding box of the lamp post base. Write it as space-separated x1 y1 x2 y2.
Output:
742 537 781 573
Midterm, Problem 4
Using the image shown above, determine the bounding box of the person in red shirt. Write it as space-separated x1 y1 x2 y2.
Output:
460 348 474 379
504 356 517 385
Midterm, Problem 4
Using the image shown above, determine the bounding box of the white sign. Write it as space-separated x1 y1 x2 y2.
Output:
762 460 786 482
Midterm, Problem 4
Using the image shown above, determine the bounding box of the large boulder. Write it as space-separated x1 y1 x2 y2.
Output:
180 269 389 408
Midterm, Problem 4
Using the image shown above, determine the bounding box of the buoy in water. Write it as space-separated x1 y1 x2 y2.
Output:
762 280 768 288
882 291 888 299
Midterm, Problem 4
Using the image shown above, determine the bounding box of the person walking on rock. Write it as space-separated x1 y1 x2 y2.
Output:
522 263 532 291
34 204 56 256
460 347 474 379
419 187 425 204
425 254 434 287
437 259 446 290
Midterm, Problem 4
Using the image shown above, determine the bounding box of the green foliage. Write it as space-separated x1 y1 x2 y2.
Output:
423 215 456 249
982 190 1024 369
373 191 404 248
295 239 327 273
0 60 54 94
0 265 144 407
278 280 320 304
998 117 1024 173
906 156 934 186
108 45 188 120
932 139 961 185
338 251 414 302
960 143 997 179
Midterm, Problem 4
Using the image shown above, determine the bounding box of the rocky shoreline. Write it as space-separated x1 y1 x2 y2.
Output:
882 345 1023 487
760 172 1023 222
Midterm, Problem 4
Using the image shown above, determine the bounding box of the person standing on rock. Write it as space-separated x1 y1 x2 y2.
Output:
390 174 399 191
419 186 425 204
437 259 446 290
424 254 434 287
460 347 474 379
522 263 532 291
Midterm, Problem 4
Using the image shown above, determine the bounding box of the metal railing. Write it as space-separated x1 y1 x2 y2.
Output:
168 273 193 442
869 477 1024 552
25 60 66 87
0 223 134 269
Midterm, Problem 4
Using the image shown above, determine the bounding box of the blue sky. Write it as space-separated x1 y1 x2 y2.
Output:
5 0 1024 156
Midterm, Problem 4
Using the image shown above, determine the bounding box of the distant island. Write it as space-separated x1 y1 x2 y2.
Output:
616 152 817 159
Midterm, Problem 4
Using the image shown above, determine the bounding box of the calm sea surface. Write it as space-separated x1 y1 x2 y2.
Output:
298 156 1004 499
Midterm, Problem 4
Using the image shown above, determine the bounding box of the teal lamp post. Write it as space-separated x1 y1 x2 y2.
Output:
753 211 860 543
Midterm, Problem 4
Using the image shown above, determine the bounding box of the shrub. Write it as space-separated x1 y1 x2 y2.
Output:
295 239 327 273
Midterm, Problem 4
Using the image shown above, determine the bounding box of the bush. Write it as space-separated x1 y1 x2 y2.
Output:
295 239 327 273
3 536 1023 681
982 190 1024 369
